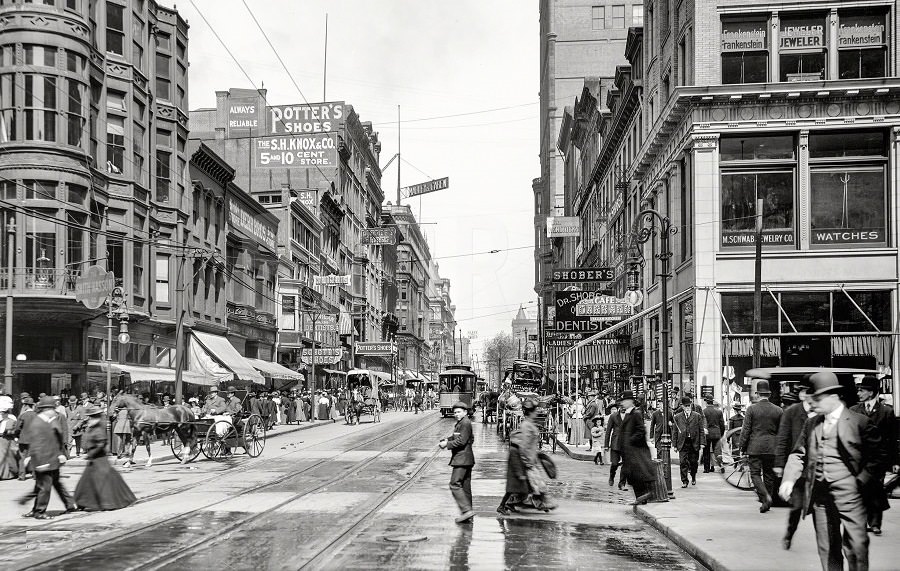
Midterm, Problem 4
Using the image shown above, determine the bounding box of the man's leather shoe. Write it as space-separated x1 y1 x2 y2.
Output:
759 502 771 513
681 482 689 488
872 526 882 536
608 476 615 486
782 537 791 550
21 511 35 518
33 513 50 520
455 510 475 523
719 467 725 474
496 506 510 516
691 476 696 485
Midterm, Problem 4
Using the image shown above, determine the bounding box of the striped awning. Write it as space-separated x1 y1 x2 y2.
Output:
546 341 630 366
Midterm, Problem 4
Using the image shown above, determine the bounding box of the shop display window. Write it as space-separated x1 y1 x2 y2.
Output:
838 11 887 79
720 293 779 334
780 293 830 332
721 19 768 84
779 15 826 82
833 291 890 332
721 171 794 246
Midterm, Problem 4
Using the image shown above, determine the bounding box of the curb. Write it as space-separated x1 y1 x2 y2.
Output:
67 418 336 466
634 505 722 571
554 436 595 461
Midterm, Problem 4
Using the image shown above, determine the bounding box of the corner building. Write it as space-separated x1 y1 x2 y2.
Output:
573 0 900 404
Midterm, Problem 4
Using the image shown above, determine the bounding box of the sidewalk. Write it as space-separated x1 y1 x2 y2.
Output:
67 418 337 467
635 465 899 571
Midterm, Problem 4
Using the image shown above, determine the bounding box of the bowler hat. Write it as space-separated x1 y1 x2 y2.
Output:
21 397 34 406
807 371 843 396
68 395 78 403
82 404 104 416
858 375 880 394
451 401 469 411
681 396 692 405
35 396 56 410
755 380 772 395
619 390 635 401
208 386 219 392
732 403 743 410
227 386 237 393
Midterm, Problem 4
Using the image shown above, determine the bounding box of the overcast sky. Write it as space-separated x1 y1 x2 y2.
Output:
163 0 539 360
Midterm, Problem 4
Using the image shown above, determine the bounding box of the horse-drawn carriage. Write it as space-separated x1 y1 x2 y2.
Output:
170 389 266 462
497 360 554 446
345 369 385 424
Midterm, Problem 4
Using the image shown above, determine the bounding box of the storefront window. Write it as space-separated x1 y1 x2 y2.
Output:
810 168 885 246
721 171 794 246
781 292 830 332
721 19 768 84
720 134 794 161
720 293 779 334
838 11 887 79
833 290 890 332
779 15 826 82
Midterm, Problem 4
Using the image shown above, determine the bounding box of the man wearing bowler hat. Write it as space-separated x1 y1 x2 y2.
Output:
439 401 475 523
781 371 884 571
850 375 896 536
617 390 657 505
740 379 783 512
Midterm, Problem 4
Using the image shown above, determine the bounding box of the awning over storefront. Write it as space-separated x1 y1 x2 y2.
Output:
321 368 346 376
191 331 265 384
577 341 631 365
246 358 305 381
102 363 215 386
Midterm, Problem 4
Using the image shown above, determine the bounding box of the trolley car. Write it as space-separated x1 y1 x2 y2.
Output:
439 364 477 417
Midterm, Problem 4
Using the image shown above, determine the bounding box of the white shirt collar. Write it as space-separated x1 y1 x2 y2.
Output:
826 403 844 423
623 406 634 414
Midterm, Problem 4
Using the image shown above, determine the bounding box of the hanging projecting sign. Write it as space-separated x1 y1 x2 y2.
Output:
403 177 449 198
575 294 633 319
356 342 394 356
546 216 581 238
296 190 317 209
74 265 115 310
721 21 766 52
552 267 614 283
300 347 342 365
314 274 351 287
362 227 396 245
255 134 338 168
554 291 607 333
267 102 344 134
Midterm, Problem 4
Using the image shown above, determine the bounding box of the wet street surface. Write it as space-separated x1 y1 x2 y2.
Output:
0 411 703 570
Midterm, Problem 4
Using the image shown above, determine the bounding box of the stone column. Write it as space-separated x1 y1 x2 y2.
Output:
687 133 723 402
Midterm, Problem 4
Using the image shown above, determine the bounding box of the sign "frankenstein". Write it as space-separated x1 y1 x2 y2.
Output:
721 21 766 52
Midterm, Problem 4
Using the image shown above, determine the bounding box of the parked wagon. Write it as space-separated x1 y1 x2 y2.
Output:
345 369 385 424
171 389 266 462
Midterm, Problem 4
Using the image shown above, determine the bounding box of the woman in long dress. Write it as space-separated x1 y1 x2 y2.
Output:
74 404 137 511
295 393 307 422
569 396 586 446
0 396 18 480
509 400 556 511
285 393 297 424
113 406 132 459
271 392 282 426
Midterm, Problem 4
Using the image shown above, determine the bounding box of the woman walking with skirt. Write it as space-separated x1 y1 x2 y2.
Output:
74 404 136 511
507 399 556 512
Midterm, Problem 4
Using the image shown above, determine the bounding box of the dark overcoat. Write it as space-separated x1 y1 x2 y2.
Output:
739 399 783 455
445 416 475 467
618 408 656 484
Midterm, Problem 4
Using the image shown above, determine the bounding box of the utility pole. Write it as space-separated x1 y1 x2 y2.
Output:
752 197 763 369
174 222 186 404
396 105 401 205
4 218 15 395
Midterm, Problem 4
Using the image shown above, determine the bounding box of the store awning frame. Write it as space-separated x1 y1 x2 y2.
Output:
246 358 305 381
101 363 216 386
192 331 265 384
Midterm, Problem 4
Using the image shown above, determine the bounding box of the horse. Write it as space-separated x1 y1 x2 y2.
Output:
109 393 198 468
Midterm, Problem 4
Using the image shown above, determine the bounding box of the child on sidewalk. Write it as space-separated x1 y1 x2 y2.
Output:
590 416 605 465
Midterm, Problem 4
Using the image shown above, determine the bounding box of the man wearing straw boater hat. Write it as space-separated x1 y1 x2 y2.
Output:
780 371 885 571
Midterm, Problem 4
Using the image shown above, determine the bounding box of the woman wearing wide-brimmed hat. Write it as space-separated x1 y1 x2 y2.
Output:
74 404 136 511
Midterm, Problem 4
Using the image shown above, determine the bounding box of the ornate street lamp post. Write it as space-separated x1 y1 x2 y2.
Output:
627 206 675 494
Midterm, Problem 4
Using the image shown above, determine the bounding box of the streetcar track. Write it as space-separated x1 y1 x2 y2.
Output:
12 414 445 571
0 414 422 542
135 416 445 571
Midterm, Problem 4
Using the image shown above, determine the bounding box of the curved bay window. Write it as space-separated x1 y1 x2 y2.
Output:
24 74 56 142
25 211 57 288
809 129 887 247
0 72 15 142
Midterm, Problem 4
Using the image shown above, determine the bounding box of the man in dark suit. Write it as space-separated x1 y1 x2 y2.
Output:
440 401 475 523
740 380 783 512
15 397 36 481
649 406 673 455
781 372 885 571
617 391 657 505
673 397 705 487
775 388 816 549
604 402 625 489
21 397 75 519
702 400 726 473
850 375 896 536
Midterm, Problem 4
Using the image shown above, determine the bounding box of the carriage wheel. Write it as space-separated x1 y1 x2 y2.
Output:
242 414 266 458
171 434 201 463
723 456 754 490
203 421 236 460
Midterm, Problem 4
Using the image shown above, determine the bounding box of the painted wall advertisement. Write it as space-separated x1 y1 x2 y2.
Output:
300 347 342 365
296 190 317 209
546 216 581 238
362 227 396 245
255 134 338 168
227 198 277 251
267 102 344 134
227 97 259 137
839 16 884 47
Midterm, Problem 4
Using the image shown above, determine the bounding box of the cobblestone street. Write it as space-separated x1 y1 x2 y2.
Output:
0 411 702 570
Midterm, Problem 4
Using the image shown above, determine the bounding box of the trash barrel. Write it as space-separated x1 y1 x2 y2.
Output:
650 460 670 502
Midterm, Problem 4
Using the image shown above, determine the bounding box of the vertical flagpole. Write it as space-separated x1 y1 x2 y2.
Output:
322 13 328 101
396 105 401 205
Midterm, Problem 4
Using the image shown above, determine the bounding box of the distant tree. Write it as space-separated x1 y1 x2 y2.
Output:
483 332 516 387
